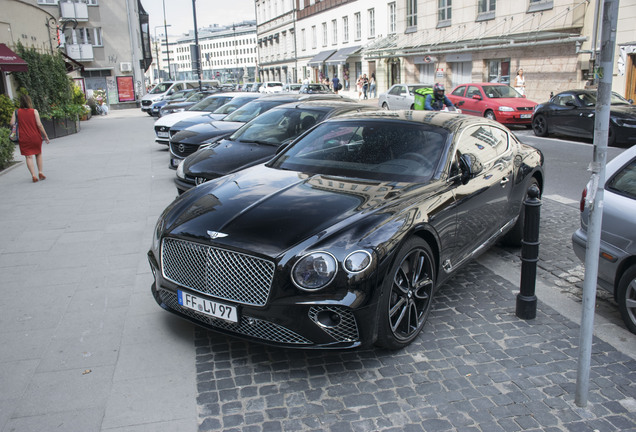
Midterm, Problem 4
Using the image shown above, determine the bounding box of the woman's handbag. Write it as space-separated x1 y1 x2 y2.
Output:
9 110 18 142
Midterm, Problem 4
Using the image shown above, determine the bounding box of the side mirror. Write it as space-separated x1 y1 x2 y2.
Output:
472 94 482 100
458 153 483 185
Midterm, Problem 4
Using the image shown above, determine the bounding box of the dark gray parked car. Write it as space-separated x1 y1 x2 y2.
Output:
572 145 636 334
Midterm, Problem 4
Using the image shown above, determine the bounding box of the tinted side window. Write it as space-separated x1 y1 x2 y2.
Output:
389 86 402 96
467 86 482 98
607 159 636 199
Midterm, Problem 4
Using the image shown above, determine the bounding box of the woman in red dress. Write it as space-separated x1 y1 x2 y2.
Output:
10 94 50 183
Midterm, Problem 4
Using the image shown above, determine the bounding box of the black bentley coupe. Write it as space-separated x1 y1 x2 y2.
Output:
149 111 544 349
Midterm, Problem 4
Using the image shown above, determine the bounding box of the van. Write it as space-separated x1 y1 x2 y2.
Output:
141 80 219 114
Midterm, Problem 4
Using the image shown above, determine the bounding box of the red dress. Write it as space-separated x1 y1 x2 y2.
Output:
17 108 43 156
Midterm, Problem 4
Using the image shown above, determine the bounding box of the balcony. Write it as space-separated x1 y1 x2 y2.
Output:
65 44 93 61
59 1 89 22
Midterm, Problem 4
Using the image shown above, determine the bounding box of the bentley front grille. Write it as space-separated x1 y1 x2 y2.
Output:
160 290 312 345
161 238 274 307
308 306 360 343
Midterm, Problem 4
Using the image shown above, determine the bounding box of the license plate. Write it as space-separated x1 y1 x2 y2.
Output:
520 114 532 119
178 290 238 323
157 131 169 138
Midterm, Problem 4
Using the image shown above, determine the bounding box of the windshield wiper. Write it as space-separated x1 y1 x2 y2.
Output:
239 139 277 146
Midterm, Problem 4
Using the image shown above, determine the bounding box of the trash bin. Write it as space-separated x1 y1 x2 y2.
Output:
413 87 433 110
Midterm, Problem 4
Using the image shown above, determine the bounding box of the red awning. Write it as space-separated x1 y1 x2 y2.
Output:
0 44 28 72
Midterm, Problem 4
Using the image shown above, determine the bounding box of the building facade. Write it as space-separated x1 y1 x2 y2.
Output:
254 0 636 102
1 0 151 107
164 22 258 84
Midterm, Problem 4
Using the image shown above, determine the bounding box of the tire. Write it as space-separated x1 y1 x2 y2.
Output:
500 178 540 247
382 102 389 110
617 265 636 334
484 110 496 121
376 238 436 349
410 104 415 110
608 125 616 146
532 114 549 137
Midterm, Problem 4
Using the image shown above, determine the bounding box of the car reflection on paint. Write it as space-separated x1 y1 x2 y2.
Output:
148 111 544 349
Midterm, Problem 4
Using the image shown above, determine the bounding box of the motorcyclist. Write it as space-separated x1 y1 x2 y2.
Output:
425 83 456 111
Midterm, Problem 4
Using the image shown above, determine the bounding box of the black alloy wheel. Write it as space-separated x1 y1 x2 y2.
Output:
484 110 496 121
617 265 636 334
377 238 435 349
532 114 549 137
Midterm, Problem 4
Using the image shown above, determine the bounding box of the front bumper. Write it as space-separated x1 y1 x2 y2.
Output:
496 110 534 125
147 249 378 349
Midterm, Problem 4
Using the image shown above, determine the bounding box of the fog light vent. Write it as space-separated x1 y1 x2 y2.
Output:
308 306 359 342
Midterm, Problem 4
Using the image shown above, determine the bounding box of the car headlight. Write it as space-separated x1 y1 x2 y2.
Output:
292 252 337 291
344 250 372 273
498 106 514 112
176 160 185 179
152 218 164 253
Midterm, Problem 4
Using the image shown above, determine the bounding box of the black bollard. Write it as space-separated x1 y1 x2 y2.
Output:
516 184 541 319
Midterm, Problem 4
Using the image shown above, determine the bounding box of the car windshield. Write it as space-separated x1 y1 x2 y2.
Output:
304 84 328 92
185 92 209 102
167 91 188 100
482 85 522 98
189 96 232 112
149 83 172 94
229 108 325 146
222 100 289 123
270 120 449 182
212 97 257 114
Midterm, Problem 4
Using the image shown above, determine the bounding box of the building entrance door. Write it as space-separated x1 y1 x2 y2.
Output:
626 54 636 101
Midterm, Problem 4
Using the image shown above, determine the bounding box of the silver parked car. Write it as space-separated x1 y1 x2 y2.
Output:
572 145 636 334
378 83 433 110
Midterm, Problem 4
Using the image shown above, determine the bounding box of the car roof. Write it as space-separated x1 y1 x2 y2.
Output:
321 110 502 131
271 100 370 110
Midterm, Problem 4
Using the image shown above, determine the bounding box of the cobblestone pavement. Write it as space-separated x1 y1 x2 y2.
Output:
194 198 636 432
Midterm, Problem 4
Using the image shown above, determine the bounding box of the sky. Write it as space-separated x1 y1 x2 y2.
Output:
141 0 255 37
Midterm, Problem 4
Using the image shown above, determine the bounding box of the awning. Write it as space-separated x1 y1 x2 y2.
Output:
0 43 28 72
325 46 361 66
307 50 337 67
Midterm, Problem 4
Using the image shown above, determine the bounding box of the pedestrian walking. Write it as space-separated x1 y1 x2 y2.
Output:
9 94 50 183
514 69 526 96
362 74 369 99
356 75 363 100
332 74 340 94
369 73 377 98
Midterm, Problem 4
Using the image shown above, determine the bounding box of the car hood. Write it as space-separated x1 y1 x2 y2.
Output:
163 165 420 257
171 121 244 145
485 97 536 108
155 111 207 128
183 139 279 178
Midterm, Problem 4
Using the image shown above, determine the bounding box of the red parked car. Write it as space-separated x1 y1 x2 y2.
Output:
448 83 537 126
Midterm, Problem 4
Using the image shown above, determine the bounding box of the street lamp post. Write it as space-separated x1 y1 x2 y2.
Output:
162 0 172 80
154 25 170 81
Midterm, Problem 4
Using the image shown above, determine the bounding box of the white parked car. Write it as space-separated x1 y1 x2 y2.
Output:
259 81 284 93
378 83 433 110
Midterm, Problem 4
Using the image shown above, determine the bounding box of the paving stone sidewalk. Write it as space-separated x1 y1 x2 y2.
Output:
194 199 636 432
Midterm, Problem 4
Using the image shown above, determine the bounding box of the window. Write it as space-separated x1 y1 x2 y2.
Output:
332 20 337 45
406 0 417 29
322 22 328 47
301 28 306 51
354 12 362 40
607 159 636 199
368 9 375 38
37 0 57 4
478 0 496 13
343 16 349 43
388 3 397 34
488 58 510 83
438 0 452 24
477 0 495 20
528 0 553 12
311 26 317 49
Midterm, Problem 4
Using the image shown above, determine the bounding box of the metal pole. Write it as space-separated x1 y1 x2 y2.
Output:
162 0 172 80
192 0 202 90
516 185 541 319
575 0 619 408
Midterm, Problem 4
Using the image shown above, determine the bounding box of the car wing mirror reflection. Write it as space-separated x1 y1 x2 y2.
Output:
459 153 483 185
